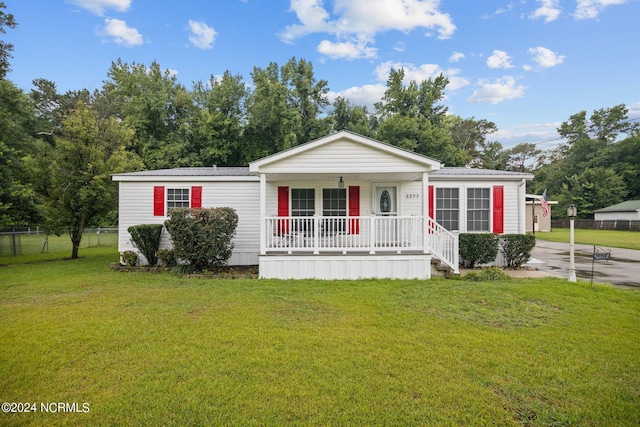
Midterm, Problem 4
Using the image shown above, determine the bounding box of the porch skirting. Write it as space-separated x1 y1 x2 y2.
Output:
258 254 432 280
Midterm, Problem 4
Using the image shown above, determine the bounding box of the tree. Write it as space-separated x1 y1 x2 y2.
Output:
558 167 627 218
329 96 376 136
449 116 497 164
243 58 331 163
474 141 509 170
532 104 638 217
190 71 248 166
374 68 468 165
0 1 17 79
103 60 194 169
612 133 640 199
507 143 541 172
0 80 41 227
46 102 142 258
243 62 298 161
281 57 331 142
375 68 449 123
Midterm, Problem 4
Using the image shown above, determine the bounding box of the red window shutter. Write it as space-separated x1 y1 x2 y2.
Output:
348 186 360 234
153 186 165 216
493 186 504 234
277 186 289 234
191 186 202 208
428 185 435 219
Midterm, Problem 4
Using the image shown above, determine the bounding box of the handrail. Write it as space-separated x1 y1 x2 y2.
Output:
425 217 459 274
264 215 459 274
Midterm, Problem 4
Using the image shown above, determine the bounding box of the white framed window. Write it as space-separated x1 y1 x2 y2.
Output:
167 188 190 209
436 188 459 231
467 188 490 232
291 189 315 217
322 188 346 217
322 188 346 234
291 188 315 234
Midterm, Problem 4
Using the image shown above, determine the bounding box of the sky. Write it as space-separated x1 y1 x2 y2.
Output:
5 0 640 150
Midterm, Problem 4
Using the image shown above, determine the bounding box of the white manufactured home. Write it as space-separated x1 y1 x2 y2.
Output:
113 131 533 280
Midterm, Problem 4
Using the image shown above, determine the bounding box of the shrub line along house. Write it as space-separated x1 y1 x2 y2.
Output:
113 131 534 279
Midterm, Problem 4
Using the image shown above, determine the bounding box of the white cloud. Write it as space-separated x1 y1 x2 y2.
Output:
282 0 456 59
393 41 406 52
374 61 469 91
487 50 514 69
530 0 561 22
281 0 333 43
467 76 526 104
100 18 143 47
495 123 562 149
328 59 470 111
317 39 377 59
188 20 217 50
528 46 565 68
68 0 131 15
574 0 629 19
328 84 386 110
449 52 465 63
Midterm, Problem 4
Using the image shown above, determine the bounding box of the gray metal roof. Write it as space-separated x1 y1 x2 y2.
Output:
593 200 640 213
431 167 534 178
113 167 253 177
113 166 533 180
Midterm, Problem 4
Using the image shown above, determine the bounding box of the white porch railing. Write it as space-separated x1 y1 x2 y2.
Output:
264 216 459 274
425 217 459 274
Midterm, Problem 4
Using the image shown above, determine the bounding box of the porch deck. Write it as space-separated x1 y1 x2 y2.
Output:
261 215 459 278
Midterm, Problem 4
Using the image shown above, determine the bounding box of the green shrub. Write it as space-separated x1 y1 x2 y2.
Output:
127 224 164 266
157 248 177 268
463 266 510 282
164 207 239 272
120 250 139 267
459 233 500 268
500 234 536 269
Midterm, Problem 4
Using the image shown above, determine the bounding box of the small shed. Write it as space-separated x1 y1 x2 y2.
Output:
525 194 557 232
593 200 640 221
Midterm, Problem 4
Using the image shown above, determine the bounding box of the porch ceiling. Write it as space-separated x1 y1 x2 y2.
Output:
263 172 425 182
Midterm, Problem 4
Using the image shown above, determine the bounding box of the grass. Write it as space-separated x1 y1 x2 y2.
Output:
0 232 118 265
536 228 640 250
1 247 639 426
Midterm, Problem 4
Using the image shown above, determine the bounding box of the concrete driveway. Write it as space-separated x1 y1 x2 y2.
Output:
526 239 640 289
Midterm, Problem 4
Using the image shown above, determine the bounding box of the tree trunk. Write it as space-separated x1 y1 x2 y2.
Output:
70 218 85 259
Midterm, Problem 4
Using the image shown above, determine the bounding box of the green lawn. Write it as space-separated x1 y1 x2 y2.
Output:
0 232 118 265
537 228 640 250
1 247 639 426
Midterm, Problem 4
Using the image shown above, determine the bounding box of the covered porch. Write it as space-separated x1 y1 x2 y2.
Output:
249 131 459 280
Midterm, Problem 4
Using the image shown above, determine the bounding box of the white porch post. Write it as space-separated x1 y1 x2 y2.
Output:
422 172 429 254
369 215 376 254
259 173 266 255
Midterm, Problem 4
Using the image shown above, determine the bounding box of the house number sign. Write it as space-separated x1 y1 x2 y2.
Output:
404 193 421 199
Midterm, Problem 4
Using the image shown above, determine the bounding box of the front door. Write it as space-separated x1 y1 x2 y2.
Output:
373 185 398 245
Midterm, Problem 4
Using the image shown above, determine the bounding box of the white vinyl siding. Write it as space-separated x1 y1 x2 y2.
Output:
428 180 525 234
258 138 434 174
118 180 260 265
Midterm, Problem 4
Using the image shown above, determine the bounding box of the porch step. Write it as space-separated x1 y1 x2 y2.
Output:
431 258 457 278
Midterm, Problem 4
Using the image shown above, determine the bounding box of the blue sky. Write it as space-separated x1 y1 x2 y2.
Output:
5 0 640 149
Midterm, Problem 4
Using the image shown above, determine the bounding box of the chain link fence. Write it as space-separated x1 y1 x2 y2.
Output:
0 227 118 257
551 219 640 231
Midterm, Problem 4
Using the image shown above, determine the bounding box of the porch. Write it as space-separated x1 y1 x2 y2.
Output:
249 131 458 280
260 215 459 279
